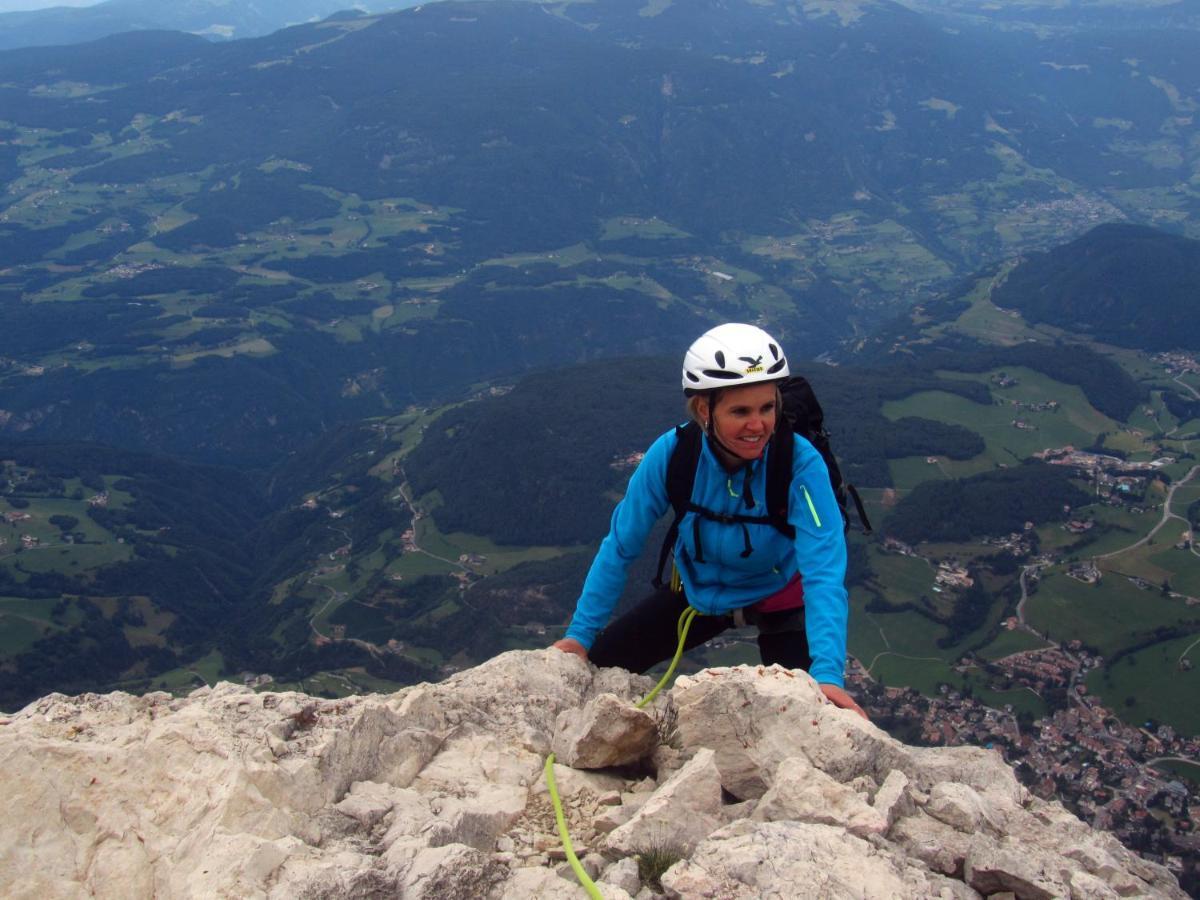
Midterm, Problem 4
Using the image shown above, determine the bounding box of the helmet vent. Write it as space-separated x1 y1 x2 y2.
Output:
685 371 700 383
769 343 780 360
702 369 742 380
715 350 726 368
767 358 786 374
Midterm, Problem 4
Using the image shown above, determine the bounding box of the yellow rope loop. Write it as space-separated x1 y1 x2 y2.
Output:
637 606 697 710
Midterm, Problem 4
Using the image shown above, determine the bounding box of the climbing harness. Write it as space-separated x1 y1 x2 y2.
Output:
545 605 699 897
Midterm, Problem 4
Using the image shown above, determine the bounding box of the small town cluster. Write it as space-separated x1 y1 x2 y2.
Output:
849 658 1199 881
865 381 1200 886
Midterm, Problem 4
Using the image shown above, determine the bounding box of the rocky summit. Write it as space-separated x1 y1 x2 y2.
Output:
0 651 1186 899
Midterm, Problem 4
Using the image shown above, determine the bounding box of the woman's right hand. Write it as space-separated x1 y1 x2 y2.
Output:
552 638 589 662
820 683 869 720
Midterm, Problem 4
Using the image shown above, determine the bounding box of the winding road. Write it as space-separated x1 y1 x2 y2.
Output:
1015 465 1200 646
1014 563 1041 631
1147 755 1200 773
393 465 471 569
1173 373 1200 402
1094 464 1200 562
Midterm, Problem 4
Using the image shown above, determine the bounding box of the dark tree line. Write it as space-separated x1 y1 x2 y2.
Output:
0 599 179 710
885 462 1091 544
938 579 992 648
908 341 1146 422
1163 391 1200 426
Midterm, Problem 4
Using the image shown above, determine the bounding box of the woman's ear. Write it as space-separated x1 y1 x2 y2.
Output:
695 396 710 426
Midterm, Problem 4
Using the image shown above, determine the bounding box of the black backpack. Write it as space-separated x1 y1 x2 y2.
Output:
652 375 871 588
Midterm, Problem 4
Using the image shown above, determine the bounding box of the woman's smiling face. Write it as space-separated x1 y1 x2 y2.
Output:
701 381 778 462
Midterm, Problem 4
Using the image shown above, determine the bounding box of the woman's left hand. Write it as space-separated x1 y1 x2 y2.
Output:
820 683 869 721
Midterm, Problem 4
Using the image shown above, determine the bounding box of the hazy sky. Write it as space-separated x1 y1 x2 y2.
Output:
0 0 103 11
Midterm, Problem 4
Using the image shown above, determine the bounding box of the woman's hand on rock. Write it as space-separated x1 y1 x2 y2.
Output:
820 683 869 720
552 638 589 662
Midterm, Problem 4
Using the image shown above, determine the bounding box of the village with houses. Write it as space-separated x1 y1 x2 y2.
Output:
609 449 645 471
850 656 1200 877
862 406 1200 878
1154 351 1200 378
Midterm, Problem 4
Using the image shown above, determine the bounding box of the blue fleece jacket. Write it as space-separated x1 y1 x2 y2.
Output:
565 427 850 687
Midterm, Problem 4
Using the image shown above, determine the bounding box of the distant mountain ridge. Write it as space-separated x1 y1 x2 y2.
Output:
0 0 1197 467
0 0 416 50
901 0 1200 32
992 224 1200 351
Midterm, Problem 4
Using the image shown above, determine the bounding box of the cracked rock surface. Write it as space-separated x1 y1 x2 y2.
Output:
0 652 1185 899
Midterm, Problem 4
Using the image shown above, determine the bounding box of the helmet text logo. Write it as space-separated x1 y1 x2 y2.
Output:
739 355 763 373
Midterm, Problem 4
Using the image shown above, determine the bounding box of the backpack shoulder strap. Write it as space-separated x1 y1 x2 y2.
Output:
779 374 870 533
666 421 702 516
653 422 702 587
765 422 796 539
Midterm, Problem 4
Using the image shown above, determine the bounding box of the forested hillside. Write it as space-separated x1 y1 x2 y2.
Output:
882 462 1093 544
0 433 428 709
1 0 1198 468
405 358 989 545
992 224 1200 351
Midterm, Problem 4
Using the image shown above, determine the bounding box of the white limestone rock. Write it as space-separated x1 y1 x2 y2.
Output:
672 665 912 798
890 809 974 877
533 762 626 800
604 747 725 856
751 755 888 837
500 865 634 898
426 784 529 850
593 792 649 834
963 838 1063 900
1068 868 1123 900
268 848 397 899
906 743 1027 806
334 779 396 827
601 856 642 895
552 692 658 768
377 787 440 849
1023 796 1183 897
0 651 1185 900
660 820 978 899
925 781 1003 835
397 843 508 898
872 769 915 828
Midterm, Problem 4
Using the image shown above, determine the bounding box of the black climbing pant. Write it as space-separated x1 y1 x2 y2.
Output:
587 585 812 675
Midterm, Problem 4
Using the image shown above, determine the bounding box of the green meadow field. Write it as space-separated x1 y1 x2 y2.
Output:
0 596 64 655
1027 573 1200 656
1087 631 1200 737
882 369 1121 465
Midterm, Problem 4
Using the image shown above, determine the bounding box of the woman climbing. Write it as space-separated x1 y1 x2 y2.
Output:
552 322 866 719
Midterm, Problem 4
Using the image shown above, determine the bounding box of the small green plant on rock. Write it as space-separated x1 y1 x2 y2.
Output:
634 840 684 893
653 701 680 748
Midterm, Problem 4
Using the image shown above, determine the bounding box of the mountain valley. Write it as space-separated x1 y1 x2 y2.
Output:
2 0 1200 889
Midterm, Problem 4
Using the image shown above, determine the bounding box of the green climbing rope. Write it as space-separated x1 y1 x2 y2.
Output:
636 605 697 709
546 604 700 896
544 752 604 900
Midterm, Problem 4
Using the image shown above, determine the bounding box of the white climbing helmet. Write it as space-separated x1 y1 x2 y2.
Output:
681 323 789 393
